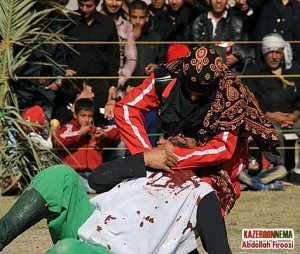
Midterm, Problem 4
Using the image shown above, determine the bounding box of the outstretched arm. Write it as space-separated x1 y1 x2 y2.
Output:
114 74 160 154
88 148 178 193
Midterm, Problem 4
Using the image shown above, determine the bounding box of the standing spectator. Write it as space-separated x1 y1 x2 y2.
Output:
11 3 66 122
148 0 168 30
119 0 133 20
100 0 137 88
231 0 254 38
65 0 120 126
129 0 166 76
149 0 168 16
188 0 254 74
247 0 300 64
55 99 120 193
152 0 203 53
243 33 300 185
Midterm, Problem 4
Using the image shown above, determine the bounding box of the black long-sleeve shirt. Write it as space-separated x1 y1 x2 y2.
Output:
66 11 120 87
89 153 147 193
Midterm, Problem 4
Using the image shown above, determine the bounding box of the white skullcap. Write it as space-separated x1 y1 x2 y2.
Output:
262 33 286 55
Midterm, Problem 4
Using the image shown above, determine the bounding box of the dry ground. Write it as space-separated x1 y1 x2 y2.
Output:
0 186 299 254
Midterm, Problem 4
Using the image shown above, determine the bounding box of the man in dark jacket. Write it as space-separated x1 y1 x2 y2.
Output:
187 0 254 74
152 0 205 54
65 0 120 126
129 0 166 76
247 0 300 64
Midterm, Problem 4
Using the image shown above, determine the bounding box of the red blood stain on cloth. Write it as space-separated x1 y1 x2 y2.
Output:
182 221 193 235
104 215 116 224
146 171 200 189
144 216 154 223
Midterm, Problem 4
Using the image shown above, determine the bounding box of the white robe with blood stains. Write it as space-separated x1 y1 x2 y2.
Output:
78 170 214 254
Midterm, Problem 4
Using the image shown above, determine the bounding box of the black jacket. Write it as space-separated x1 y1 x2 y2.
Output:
243 61 300 113
187 10 254 73
133 30 166 76
66 11 120 87
89 153 147 193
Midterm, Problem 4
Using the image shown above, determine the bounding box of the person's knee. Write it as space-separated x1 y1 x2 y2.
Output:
47 238 79 254
45 165 76 177
31 165 77 186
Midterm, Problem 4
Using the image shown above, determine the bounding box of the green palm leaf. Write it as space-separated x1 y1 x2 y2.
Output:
0 0 69 195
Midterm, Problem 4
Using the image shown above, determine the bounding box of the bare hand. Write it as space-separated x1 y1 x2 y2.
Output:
45 81 61 91
144 63 158 75
157 137 175 152
104 99 116 120
143 148 178 174
133 27 142 41
66 69 77 76
266 112 286 126
225 54 239 67
78 125 91 136
94 127 107 139
75 89 94 101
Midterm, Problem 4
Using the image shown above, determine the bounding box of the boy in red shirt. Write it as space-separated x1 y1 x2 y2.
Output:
56 98 120 193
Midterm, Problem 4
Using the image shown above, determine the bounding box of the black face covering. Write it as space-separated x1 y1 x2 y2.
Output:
159 71 215 139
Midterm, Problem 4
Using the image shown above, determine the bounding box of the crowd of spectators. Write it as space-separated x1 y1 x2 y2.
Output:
7 0 300 190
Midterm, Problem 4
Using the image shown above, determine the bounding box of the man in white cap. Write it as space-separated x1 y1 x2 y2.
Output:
243 33 300 185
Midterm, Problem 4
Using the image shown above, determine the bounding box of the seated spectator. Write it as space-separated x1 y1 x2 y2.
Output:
55 99 120 193
100 0 137 89
51 78 94 126
243 33 300 185
188 0 254 74
239 150 286 191
129 0 166 76
22 105 53 149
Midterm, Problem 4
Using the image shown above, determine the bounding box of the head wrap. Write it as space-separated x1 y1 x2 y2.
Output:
262 33 286 55
262 33 293 70
22 105 46 133
160 46 281 212
167 44 190 63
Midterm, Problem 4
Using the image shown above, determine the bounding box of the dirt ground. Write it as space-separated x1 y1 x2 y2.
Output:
0 186 299 254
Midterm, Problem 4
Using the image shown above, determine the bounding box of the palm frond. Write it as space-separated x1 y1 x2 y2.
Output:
0 0 69 195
